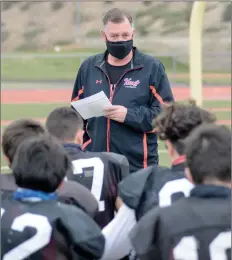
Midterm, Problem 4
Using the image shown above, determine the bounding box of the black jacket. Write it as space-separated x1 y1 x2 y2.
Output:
130 185 231 260
72 47 174 172
1 173 98 219
63 143 129 228
119 159 193 220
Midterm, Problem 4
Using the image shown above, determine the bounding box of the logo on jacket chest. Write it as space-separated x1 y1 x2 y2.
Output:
124 78 140 88
96 80 102 84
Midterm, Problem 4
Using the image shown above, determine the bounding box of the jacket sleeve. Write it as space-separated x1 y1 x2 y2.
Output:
124 61 174 132
59 204 105 259
58 180 98 219
71 63 85 101
130 207 162 260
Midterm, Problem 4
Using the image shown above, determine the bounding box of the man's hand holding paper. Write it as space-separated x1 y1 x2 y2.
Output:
104 106 127 123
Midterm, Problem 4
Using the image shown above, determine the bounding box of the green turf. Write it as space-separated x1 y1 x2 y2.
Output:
1 103 69 121
2 55 188 81
214 111 231 121
1 99 231 173
2 48 230 83
202 100 231 108
2 100 231 121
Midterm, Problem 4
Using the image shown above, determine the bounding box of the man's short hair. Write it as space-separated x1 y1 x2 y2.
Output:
2 119 46 164
11 134 72 193
185 124 231 184
46 107 83 142
103 8 133 26
153 102 216 154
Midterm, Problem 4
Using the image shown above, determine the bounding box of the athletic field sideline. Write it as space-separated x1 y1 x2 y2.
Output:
1 85 231 173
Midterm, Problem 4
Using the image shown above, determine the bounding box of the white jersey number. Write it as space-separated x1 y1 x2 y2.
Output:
1 208 5 217
2 212 52 260
174 231 231 260
71 157 105 212
159 178 193 207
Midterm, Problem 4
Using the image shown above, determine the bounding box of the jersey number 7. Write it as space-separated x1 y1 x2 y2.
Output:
71 157 105 212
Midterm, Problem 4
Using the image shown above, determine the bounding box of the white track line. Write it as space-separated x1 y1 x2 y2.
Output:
1 150 168 171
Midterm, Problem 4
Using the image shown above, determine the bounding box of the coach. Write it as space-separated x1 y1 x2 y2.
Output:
71 8 174 172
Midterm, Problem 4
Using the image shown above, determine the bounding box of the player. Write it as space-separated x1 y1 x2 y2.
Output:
1 119 98 218
101 102 216 260
45 107 129 228
1 134 105 260
131 124 231 260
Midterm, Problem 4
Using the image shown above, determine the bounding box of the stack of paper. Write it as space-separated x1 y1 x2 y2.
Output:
71 91 112 120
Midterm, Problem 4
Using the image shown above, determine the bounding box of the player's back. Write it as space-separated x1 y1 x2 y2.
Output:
1 173 98 219
132 185 231 260
119 162 193 220
1 196 105 260
63 143 127 228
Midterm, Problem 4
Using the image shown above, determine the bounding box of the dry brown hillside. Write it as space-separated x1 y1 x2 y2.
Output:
1 1 231 52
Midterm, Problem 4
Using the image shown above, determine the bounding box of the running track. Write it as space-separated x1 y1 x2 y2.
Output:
1 86 231 126
1 86 231 104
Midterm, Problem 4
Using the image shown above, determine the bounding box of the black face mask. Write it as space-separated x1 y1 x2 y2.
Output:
106 39 133 59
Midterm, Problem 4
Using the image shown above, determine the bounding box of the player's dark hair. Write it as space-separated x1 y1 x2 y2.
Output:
46 107 83 142
2 119 46 164
185 124 231 184
11 134 72 193
103 8 133 26
153 102 216 154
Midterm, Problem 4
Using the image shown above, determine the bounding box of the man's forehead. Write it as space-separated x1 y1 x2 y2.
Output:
104 21 133 34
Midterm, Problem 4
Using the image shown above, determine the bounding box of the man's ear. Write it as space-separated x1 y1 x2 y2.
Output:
74 129 84 145
101 30 107 42
132 28 136 38
185 167 194 184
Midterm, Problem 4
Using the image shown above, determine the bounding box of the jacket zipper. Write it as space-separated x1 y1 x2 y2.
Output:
96 65 143 152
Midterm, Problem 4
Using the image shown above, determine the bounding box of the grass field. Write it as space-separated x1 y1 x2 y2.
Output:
1 99 231 173
2 49 230 84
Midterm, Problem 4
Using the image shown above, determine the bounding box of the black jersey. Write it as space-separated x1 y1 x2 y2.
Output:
1 196 105 260
1 173 98 219
119 161 193 220
63 143 129 228
130 185 231 260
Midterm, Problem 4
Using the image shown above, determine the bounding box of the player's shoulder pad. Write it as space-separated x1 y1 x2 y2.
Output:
58 202 104 258
102 152 129 166
118 166 154 209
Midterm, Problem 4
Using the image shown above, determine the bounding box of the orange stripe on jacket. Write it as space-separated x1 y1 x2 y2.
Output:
150 85 168 106
143 133 148 168
72 87 84 102
82 122 92 151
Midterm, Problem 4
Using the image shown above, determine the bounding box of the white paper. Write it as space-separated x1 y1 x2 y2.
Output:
71 91 112 120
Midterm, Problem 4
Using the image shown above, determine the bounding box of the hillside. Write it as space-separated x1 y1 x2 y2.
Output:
1 1 231 52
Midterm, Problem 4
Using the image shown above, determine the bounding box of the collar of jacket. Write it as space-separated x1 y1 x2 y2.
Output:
63 143 82 153
95 47 144 69
171 155 186 172
190 185 231 199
